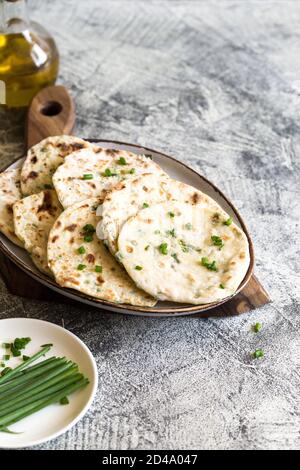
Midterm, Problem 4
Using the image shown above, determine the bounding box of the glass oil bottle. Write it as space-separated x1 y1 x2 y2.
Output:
0 0 59 108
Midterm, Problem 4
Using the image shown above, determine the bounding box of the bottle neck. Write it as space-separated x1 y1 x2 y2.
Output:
0 0 30 34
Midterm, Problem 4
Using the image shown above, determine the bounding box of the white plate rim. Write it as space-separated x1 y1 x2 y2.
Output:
0 317 98 449
0 139 254 317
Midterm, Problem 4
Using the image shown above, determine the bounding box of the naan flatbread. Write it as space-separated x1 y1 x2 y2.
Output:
118 202 250 304
47 198 156 306
0 169 23 247
52 148 166 209
98 173 220 256
21 135 92 196
13 190 63 275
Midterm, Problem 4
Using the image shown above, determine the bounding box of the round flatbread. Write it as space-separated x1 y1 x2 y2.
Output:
52 148 166 209
13 190 63 275
98 174 221 256
47 198 156 306
118 202 250 304
21 135 92 196
0 169 23 247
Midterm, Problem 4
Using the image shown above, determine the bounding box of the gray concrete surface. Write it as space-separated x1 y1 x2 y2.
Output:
0 0 299 450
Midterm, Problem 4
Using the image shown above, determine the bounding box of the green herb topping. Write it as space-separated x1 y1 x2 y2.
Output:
211 235 224 249
224 217 233 226
60 396 69 405
83 224 95 234
142 202 149 208
252 348 264 359
144 245 150 251
82 224 95 243
95 265 103 273
23 355 30 362
82 174 93 180
77 264 86 271
135 265 143 271
13 338 31 350
117 157 127 165
11 347 21 357
253 322 262 333
219 284 225 289
129 168 135 174
158 243 168 255
103 168 117 177
77 246 86 255
201 257 218 271
3 355 10 361
3 343 10 349
168 212 175 218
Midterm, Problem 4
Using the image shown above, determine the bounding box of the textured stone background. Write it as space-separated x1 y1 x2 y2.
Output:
0 0 300 450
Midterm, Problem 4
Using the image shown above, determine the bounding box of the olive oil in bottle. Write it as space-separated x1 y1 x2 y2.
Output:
0 0 59 107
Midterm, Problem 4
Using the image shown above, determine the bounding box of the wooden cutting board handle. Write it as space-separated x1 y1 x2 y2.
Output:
26 85 76 149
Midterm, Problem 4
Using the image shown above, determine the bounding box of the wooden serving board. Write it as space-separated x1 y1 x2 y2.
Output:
0 86 271 317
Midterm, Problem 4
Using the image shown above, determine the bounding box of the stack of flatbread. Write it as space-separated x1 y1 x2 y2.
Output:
0 135 250 307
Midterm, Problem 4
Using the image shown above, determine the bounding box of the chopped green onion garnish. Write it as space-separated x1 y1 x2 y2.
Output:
60 396 69 405
11 347 21 357
201 257 218 271
82 174 93 180
103 168 117 177
23 355 30 362
95 265 103 273
168 212 175 218
142 203 149 208
83 224 95 234
224 217 233 226
0 362 5 368
117 157 127 165
13 338 31 350
77 246 86 255
135 265 143 271
158 243 168 255
211 235 224 249
144 245 150 251
219 284 225 289
84 235 93 243
253 322 262 333
252 348 264 359
3 343 10 349
129 168 135 174
77 264 86 271
3 355 10 361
